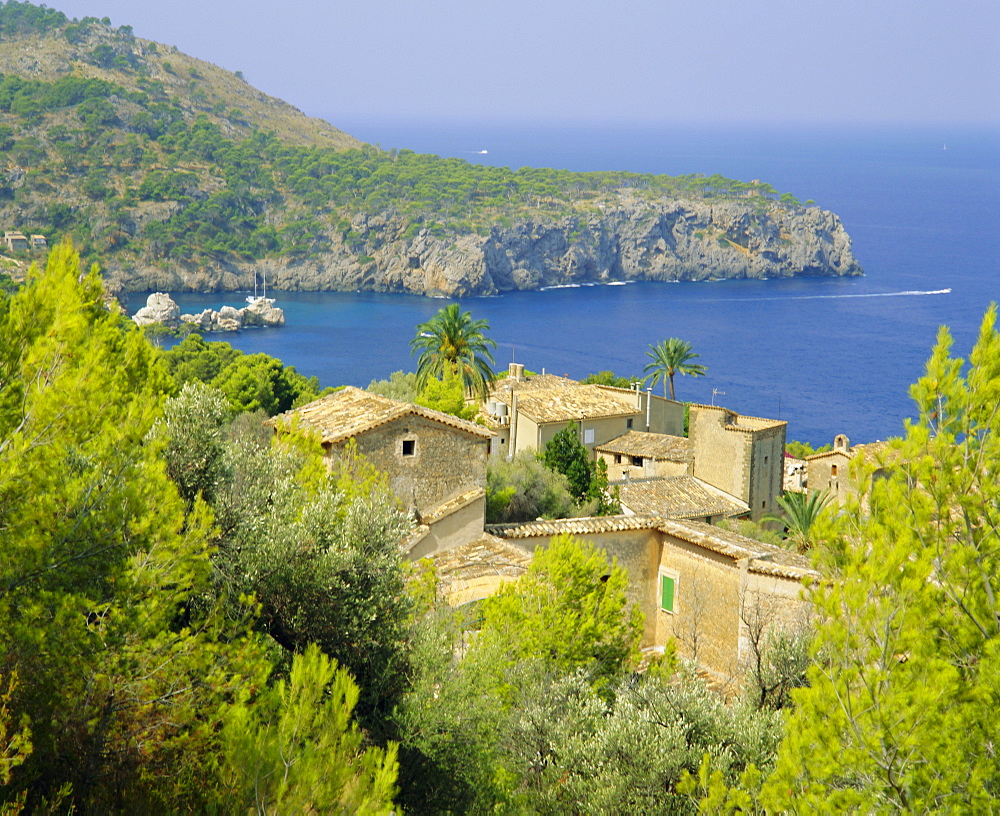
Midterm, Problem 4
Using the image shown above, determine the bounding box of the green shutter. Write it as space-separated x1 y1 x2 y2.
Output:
660 575 675 612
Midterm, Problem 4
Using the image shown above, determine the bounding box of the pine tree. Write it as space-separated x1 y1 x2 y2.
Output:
0 243 266 810
763 306 1000 810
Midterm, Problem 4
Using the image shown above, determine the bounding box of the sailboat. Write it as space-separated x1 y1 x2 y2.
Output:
246 269 275 306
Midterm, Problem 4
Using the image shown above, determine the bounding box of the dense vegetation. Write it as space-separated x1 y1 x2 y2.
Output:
0 1 808 280
3 240 999 811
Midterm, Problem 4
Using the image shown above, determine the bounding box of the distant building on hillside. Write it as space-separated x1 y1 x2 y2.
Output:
3 231 27 252
30 234 47 250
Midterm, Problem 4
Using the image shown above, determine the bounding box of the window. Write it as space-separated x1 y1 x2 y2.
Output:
584 428 595 444
764 455 769 465
831 464 838 476
631 456 643 467
659 572 677 613
626 418 634 429
614 454 622 464
402 439 415 456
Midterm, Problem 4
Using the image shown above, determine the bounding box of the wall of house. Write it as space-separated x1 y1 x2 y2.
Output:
806 451 853 505
407 494 487 560
747 425 787 517
689 406 752 503
656 535 743 679
334 415 487 513
645 393 685 437
599 452 689 482
534 414 643 456
737 570 812 674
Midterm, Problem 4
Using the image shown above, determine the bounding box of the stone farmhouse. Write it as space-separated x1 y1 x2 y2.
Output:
480 515 817 683
596 430 692 481
273 386 492 557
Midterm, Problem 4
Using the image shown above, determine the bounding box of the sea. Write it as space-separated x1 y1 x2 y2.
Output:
134 122 1000 447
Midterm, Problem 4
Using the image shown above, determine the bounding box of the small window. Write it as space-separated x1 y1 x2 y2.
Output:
626 418 634 429
831 464 838 476
584 428 595 444
631 456 643 467
402 439 416 456
764 455 769 465
614 454 622 464
660 573 677 613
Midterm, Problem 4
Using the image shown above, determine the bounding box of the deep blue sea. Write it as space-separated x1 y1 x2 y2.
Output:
137 123 1000 447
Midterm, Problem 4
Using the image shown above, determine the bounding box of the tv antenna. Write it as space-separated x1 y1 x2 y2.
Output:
711 388 726 406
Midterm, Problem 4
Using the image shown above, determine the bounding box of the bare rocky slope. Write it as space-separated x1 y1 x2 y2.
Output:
0 5 862 298
114 197 861 298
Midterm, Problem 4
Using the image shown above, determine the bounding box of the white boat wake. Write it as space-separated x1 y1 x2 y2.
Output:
717 288 952 303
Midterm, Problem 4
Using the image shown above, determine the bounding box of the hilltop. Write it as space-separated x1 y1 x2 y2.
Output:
0 2 862 297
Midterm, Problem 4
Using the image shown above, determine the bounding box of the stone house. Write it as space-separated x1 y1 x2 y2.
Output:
595 430 692 481
805 434 892 506
483 364 685 459
483 515 817 683
3 231 27 252
687 404 787 520
274 386 493 557
30 234 47 250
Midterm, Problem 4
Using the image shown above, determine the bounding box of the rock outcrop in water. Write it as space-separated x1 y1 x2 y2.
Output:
131 292 285 331
109 195 862 299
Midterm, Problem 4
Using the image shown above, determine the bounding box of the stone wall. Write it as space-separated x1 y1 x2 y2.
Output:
656 536 743 678
748 425 787 517
689 406 751 502
334 414 487 514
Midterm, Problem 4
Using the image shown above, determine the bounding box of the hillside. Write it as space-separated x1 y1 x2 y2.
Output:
0 2 863 297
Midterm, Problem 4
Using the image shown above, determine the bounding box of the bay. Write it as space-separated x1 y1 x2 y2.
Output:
137 123 1000 447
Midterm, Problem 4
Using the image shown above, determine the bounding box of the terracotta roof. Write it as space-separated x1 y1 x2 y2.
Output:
490 373 578 394
272 386 493 444
487 514 663 539
657 519 818 579
805 440 894 462
432 534 534 603
418 487 485 526
511 384 640 424
596 431 692 462
690 403 786 434
616 476 748 519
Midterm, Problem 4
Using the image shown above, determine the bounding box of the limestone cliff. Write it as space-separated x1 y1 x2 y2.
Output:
106 195 861 299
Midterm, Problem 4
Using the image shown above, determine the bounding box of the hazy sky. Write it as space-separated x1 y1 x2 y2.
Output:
49 0 1000 128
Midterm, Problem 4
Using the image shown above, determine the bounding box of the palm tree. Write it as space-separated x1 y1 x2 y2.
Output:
643 338 707 400
410 304 497 400
764 489 831 552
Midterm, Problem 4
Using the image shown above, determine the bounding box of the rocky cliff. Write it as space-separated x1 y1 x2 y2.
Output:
106 194 861 299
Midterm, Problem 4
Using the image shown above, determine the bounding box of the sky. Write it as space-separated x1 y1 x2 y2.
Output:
46 0 1000 129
